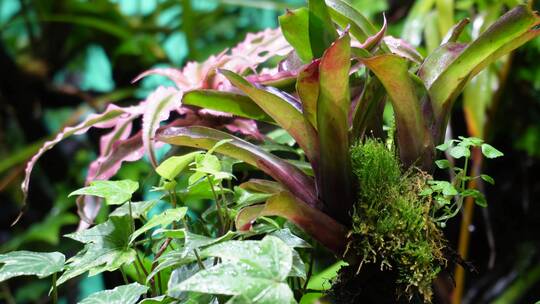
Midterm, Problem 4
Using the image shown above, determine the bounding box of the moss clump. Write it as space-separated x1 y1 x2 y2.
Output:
347 139 446 301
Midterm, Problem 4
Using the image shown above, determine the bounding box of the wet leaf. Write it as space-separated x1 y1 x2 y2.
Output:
0 251 65 282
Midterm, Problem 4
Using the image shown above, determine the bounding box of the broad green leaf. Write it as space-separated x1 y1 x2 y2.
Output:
360 53 431 168
78 283 148 304
0 251 64 282
173 236 296 304
449 146 470 159
156 151 202 180
69 180 139 205
138 295 176 304
317 32 355 223
480 174 495 185
307 260 348 291
290 250 307 279
435 159 451 169
182 90 274 124
157 126 319 209
296 60 320 129
220 70 319 165
427 5 540 142
59 216 135 285
130 207 187 243
481 143 504 158
167 261 215 301
142 86 181 167
270 228 311 248
202 236 293 281
309 0 338 58
235 191 347 254
279 8 313 62
152 228 186 239
235 187 273 207
324 0 377 42
110 200 158 218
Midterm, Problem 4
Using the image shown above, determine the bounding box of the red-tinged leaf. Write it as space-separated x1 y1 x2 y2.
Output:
383 36 424 64
142 86 182 167
418 43 467 89
360 54 432 168
239 179 284 194
182 90 274 124
317 32 355 223
349 76 386 141
309 0 339 58
279 7 313 62
220 70 319 165
156 126 321 209
356 14 387 51
223 118 264 141
246 70 298 89
18 104 145 224
296 60 320 129
236 191 347 254
324 0 378 42
426 5 540 143
99 117 134 157
441 18 470 44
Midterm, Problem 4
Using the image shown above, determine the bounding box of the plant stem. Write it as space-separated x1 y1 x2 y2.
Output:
51 273 58 304
302 251 314 292
120 267 129 285
206 175 225 235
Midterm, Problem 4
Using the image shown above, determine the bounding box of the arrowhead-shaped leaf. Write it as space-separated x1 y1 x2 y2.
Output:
69 180 139 205
0 251 65 282
78 283 148 304
130 207 187 243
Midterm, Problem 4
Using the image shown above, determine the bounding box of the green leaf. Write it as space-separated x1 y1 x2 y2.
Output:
308 0 338 58
157 126 319 209
59 216 135 285
220 70 319 164
0 251 64 282
480 174 495 185
279 8 313 62
435 140 456 151
426 5 540 142
182 90 274 124
78 283 148 304
449 146 471 159
270 228 311 248
172 236 296 304
130 207 187 243
138 295 176 304
360 53 430 168
307 260 348 291
481 143 504 159
435 159 451 169
110 200 158 218
69 180 139 205
324 0 377 42
156 151 202 180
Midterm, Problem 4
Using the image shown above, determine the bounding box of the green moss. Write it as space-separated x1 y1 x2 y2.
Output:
348 139 445 301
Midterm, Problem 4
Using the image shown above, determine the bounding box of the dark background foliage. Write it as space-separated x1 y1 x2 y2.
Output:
0 0 539 303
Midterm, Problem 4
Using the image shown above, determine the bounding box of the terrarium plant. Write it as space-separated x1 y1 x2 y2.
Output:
2 0 539 303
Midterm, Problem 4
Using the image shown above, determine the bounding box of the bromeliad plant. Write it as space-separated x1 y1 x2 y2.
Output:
8 0 540 303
